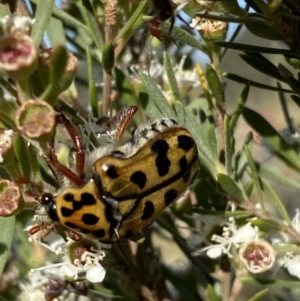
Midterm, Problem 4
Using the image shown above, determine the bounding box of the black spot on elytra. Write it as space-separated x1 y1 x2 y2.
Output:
61 193 97 218
179 156 189 172
63 193 74 202
130 171 147 189
151 139 169 153
151 139 171 176
92 229 106 238
164 189 178 207
61 207 74 217
141 201 155 221
105 165 119 179
80 193 97 206
81 213 99 225
72 193 96 211
178 135 194 151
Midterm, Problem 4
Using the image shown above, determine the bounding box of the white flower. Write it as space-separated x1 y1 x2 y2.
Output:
280 253 300 279
193 219 258 259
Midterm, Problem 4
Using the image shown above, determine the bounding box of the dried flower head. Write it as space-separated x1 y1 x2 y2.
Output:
15 99 55 139
0 128 13 163
0 180 21 216
0 31 37 79
239 240 276 274
190 17 227 42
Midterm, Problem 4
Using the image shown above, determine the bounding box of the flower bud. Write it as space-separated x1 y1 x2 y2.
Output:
0 31 37 79
0 180 22 216
239 239 276 274
15 99 55 140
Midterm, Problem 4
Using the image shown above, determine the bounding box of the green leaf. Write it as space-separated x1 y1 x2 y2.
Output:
224 116 233 175
163 52 184 119
40 46 68 105
0 216 15 276
244 145 264 209
116 0 147 43
244 180 254 197
251 218 284 231
242 277 300 289
243 107 300 172
261 180 290 223
183 111 217 178
224 73 292 93
161 22 204 52
246 21 288 40
46 17 66 46
229 83 249 130
217 173 245 202
207 125 218 161
206 65 223 107
31 0 55 47
78 0 104 52
257 162 300 190
13 134 31 179
86 46 98 118
139 73 176 120
240 53 284 82
247 289 269 301
215 42 296 55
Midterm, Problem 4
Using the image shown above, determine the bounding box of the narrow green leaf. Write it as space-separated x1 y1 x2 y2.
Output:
13 134 31 179
28 144 42 186
240 53 284 82
243 107 300 172
284 75 300 96
244 145 264 209
207 125 218 161
79 0 104 51
116 0 147 43
31 0 55 47
244 180 254 197
229 83 249 130
86 46 98 118
163 52 185 120
224 116 233 175
242 277 300 288
247 289 269 301
139 73 176 120
246 21 288 40
261 180 290 223
257 163 300 190
215 42 296 55
217 173 245 202
206 65 223 107
0 216 15 276
161 22 204 52
224 73 292 93
46 17 66 46
251 218 284 231
41 46 68 105
183 111 217 178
